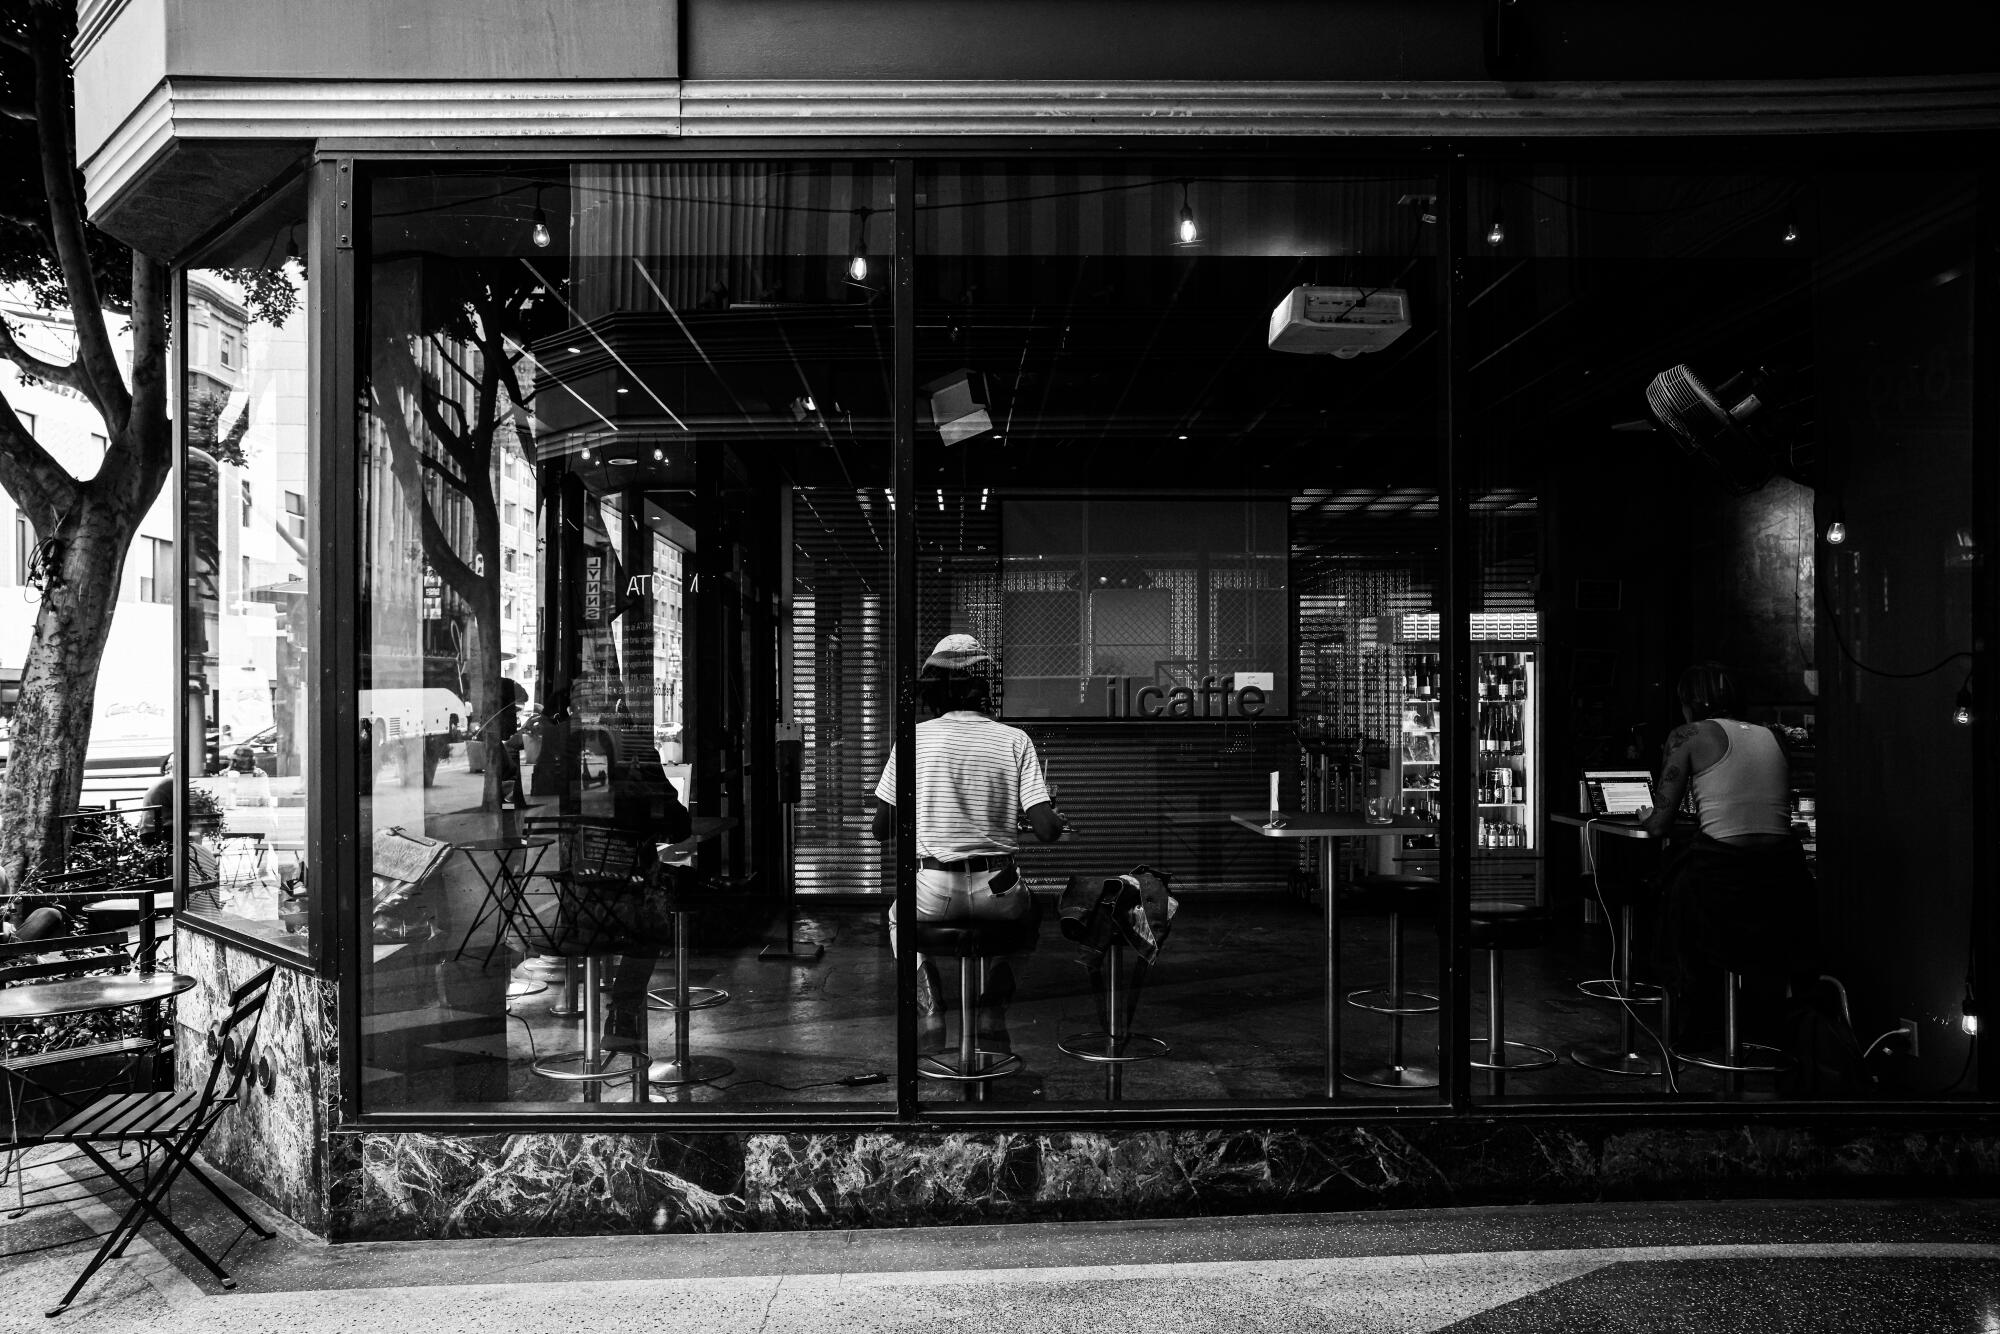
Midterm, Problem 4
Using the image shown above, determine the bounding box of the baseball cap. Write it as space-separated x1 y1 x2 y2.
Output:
923 633 992 672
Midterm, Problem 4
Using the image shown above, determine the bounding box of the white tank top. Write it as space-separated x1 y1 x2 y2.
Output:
1690 719 1792 840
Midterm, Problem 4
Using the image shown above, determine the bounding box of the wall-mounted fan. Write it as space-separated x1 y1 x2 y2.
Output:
1616 363 1793 494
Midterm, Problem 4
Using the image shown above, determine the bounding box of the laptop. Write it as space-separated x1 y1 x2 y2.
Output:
1583 769 1655 817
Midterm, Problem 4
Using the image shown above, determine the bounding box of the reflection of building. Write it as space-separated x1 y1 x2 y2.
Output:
0 282 294 774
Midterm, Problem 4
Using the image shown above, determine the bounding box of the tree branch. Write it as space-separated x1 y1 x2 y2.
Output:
416 451 475 502
28 5 129 434
125 254 170 448
0 316 86 393
0 390 81 533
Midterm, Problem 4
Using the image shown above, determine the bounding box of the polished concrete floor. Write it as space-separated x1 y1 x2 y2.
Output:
6 1150 1999 1332
362 873 1803 1110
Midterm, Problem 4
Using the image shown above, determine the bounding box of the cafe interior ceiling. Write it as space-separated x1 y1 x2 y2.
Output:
376 164 1827 510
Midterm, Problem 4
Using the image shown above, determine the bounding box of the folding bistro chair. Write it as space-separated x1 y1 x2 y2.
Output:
2 932 160 1215
34 963 278 1318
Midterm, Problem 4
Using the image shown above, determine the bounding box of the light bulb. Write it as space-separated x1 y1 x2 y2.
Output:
1954 686 1974 726
1178 208 1198 245
653 447 664 461
1825 519 1847 545
801 394 816 413
848 252 869 282
1486 213 1505 246
580 447 592 461
531 219 552 249
1781 220 1800 245
1964 1011 1981 1037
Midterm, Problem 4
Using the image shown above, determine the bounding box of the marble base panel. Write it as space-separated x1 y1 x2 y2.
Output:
174 929 338 1234
326 1121 2000 1241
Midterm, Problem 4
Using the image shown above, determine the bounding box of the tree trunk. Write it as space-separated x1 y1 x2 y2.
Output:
0 502 144 885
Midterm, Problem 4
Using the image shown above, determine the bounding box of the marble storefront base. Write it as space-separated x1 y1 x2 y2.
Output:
325 1121 2000 1241
175 928 337 1234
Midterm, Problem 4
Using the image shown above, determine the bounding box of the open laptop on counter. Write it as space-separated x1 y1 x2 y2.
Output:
1581 769 1655 822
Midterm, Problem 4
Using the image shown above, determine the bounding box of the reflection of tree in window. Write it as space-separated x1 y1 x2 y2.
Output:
370 251 549 811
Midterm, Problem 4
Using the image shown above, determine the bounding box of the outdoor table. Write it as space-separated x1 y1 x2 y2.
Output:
0 971 197 1022
1231 811 1429 1097
452 836 555 972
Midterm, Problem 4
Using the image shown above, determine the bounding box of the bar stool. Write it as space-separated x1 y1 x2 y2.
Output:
913 896 1042 1101
1673 969 1795 1093
1467 903 1556 1094
531 821 657 1103
646 895 734 1088
1058 936 1170 1101
1345 873 1440 1090
1571 879 1668 1077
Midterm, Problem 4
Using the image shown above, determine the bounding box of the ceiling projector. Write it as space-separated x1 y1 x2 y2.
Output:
1267 286 1412 358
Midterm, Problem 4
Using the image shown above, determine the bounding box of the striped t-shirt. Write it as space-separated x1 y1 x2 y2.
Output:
873 711 1052 861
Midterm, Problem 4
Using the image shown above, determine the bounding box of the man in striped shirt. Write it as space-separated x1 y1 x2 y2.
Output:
874 635 1064 1013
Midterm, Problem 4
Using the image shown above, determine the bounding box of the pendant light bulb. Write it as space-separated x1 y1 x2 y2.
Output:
1486 208 1506 247
1176 181 1198 246
848 207 873 283
1954 685 1974 727
1781 219 1801 246
1825 518 1847 545
847 250 869 282
1963 995 1981 1036
530 184 552 249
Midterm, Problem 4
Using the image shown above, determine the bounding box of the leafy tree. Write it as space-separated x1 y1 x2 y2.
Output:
0 1 174 887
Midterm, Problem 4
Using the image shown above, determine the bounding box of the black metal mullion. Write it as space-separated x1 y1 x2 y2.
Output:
893 158 920 1118
1439 156 1473 1112
313 155 364 1122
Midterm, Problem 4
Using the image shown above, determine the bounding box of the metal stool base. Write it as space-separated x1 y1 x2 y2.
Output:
1344 1061 1439 1090
1057 1032 1170 1064
532 1051 642 1085
917 1048 1022 1083
1570 1044 1671 1077
1345 986 1440 1016
1469 1038 1557 1072
647 1054 734 1086
647 986 730 1012
1677 1042 1793 1074
1577 977 1665 1004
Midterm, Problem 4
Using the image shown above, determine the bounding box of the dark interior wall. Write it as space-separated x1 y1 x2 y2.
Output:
1811 172 1979 1086
1684 478 1817 713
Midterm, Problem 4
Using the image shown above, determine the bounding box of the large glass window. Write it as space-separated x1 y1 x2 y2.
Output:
358 162 895 1110
1463 166 1981 1103
912 162 1445 1105
179 187 313 954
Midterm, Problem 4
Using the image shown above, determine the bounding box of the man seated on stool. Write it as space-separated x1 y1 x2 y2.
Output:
1636 661 1814 1056
873 634 1065 1016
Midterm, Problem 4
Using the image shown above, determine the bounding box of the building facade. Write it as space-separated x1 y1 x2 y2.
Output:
67 0 2000 1239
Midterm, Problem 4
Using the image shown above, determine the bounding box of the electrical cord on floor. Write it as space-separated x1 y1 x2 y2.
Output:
703 1072 886 1094
1585 818 1681 1094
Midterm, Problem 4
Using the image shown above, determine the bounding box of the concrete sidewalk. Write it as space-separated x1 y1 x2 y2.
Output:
4 1146 1999 1332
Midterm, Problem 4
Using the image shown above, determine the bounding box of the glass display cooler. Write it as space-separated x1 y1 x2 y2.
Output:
1391 616 1544 904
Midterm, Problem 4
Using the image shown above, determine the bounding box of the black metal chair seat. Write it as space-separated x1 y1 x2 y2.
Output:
1468 902 1550 951
911 910 1041 959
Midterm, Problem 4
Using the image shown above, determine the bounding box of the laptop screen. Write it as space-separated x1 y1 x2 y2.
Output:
1583 770 1654 816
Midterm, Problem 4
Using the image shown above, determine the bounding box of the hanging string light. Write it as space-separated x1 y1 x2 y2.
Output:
1486 206 1506 247
530 185 552 249
1176 180 1199 246
848 208 873 282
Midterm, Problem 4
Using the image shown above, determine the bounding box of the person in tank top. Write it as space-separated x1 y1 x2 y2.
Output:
1636 661 1813 1055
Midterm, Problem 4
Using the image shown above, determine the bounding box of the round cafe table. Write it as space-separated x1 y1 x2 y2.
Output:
0 971 197 1022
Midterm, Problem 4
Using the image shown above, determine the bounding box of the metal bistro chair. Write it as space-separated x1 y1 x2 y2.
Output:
33 963 278 1318
2 932 161 1216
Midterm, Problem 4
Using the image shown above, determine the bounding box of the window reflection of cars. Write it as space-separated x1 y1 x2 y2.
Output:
160 723 279 776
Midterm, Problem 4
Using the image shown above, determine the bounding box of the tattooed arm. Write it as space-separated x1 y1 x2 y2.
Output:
1640 722 1705 840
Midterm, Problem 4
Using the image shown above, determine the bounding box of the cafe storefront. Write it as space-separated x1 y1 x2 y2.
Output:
72 1 2000 1238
